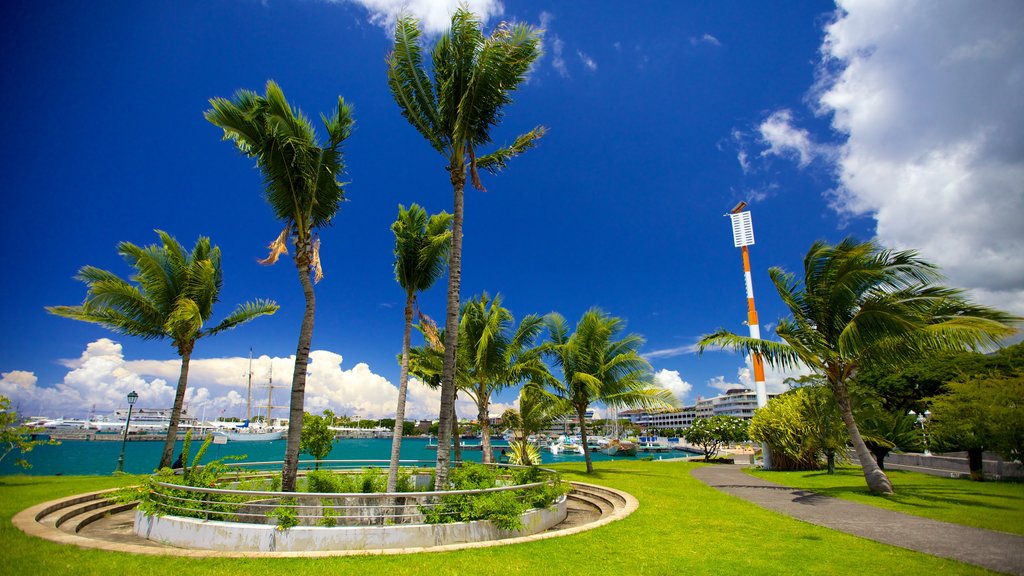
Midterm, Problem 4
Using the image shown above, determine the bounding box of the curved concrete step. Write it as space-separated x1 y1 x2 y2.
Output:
55 498 118 529
73 501 138 533
568 491 614 515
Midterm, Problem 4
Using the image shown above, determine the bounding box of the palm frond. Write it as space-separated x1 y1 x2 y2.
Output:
203 299 280 337
476 126 547 175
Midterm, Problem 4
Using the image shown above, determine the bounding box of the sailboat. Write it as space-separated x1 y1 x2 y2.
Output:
215 351 284 442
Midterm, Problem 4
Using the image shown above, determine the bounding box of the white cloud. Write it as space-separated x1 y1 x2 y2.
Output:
758 109 829 167
332 0 504 35
643 343 699 360
6 339 481 422
577 49 597 72
706 360 808 397
816 0 1024 314
653 369 692 403
691 33 721 47
551 35 568 77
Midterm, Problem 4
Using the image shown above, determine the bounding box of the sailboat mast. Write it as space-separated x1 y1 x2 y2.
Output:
266 362 273 425
246 348 253 423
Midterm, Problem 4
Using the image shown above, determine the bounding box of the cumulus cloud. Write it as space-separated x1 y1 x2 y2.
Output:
331 0 504 35
6 339 481 421
816 0 1024 314
653 369 693 403
690 33 721 47
758 109 831 167
706 360 807 397
577 49 597 72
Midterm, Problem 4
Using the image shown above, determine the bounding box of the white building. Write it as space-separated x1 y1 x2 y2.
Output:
621 388 776 432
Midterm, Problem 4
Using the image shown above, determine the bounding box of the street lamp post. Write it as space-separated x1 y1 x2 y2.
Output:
726 202 772 469
115 390 139 474
908 410 931 455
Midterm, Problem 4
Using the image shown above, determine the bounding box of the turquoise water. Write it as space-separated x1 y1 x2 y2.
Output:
1 437 694 476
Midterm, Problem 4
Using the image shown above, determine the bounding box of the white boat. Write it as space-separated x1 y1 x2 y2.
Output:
214 350 284 443
548 435 584 455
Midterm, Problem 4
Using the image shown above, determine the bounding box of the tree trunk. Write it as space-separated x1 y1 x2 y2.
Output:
578 406 593 474
282 250 316 492
159 345 193 469
479 387 492 464
967 448 984 481
826 451 836 474
435 168 465 489
832 379 893 494
387 291 416 492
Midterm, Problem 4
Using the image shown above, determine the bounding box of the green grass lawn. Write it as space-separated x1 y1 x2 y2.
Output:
0 461 1001 576
747 465 1024 535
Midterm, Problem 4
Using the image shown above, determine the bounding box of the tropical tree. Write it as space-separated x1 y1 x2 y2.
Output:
854 401 922 470
459 293 549 463
387 9 545 488
685 416 750 462
501 382 566 466
543 308 677 473
699 238 1018 494
301 410 336 470
47 231 278 469
406 317 471 465
206 81 353 492
388 204 452 492
1 396 58 469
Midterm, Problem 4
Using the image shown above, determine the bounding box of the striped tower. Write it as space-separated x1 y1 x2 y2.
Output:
729 204 771 468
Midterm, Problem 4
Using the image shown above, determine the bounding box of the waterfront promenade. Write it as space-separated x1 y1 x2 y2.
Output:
692 463 1024 575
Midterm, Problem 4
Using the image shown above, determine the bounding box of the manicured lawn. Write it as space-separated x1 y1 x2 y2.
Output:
747 465 1024 535
0 461 999 575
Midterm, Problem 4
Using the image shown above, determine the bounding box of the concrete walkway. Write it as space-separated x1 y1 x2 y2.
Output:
691 464 1024 575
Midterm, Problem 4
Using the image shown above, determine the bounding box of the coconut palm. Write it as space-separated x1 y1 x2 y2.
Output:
543 309 677 473
206 81 353 491
387 9 544 487
459 293 549 463
387 204 452 492
699 238 1018 494
47 231 278 469
501 382 567 466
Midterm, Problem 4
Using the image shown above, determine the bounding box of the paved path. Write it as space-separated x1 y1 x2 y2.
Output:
691 464 1024 575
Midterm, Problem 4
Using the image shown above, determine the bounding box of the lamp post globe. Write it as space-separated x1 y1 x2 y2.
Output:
115 391 139 474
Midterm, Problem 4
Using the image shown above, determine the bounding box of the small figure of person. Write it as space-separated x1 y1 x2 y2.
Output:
171 452 184 470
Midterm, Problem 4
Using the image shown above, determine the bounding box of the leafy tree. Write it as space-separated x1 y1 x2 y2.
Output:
388 204 452 492
387 9 544 488
700 238 1017 494
47 231 277 469
1 396 58 469
685 416 750 461
853 401 923 470
929 371 1024 480
207 81 353 491
301 410 337 470
749 388 844 471
459 293 549 463
543 308 676 473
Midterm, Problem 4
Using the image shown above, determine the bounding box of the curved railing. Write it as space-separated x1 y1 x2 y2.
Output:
144 460 565 527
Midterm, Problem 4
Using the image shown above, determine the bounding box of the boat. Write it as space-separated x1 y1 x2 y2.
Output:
214 350 284 443
548 435 584 455
637 436 673 453
602 439 637 457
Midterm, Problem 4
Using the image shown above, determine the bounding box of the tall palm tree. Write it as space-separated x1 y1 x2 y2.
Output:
206 81 353 491
388 9 544 487
543 309 677 473
388 204 452 492
699 238 1017 494
47 231 278 469
459 293 548 463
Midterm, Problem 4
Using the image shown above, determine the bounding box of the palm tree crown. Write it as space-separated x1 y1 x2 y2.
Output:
47 230 278 468
699 238 1018 493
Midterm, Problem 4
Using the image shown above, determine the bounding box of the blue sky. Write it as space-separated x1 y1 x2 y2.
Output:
2 1 1021 421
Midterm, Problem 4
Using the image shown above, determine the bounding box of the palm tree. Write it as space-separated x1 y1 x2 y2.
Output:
47 231 278 469
387 204 452 492
543 309 677 473
699 238 1018 494
206 81 353 491
459 293 548 463
501 382 567 466
387 9 544 487
406 318 471 466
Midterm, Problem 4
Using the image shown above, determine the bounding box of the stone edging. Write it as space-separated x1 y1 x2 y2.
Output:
12 481 639 558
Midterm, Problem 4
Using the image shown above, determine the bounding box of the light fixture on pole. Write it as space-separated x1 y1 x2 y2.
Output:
726 201 772 469
908 410 931 455
115 390 139 474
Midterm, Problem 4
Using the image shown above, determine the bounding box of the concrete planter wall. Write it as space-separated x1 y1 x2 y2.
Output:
134 495 567 552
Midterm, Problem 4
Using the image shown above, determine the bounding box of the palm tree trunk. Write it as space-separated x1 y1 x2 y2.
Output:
159 345 193 469
478 392 492 464
435 168 465 489
282 253 316 492
832 379 893 494
578 405 593 474
387 291 416 492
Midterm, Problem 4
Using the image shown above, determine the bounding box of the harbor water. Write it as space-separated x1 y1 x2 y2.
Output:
1 436 697 476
